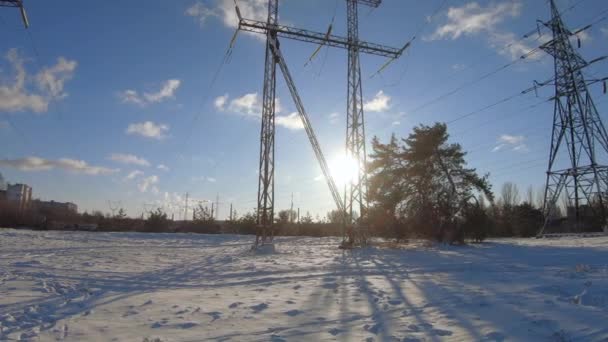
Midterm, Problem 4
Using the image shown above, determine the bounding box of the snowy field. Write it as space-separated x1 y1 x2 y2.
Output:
1 229 608 342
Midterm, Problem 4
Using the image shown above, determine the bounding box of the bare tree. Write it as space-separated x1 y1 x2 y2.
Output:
535 185 545 210
501 182 520 207
526 185 535 207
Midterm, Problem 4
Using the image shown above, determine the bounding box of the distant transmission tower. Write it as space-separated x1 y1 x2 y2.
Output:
0 0 29 28
539 0 608 234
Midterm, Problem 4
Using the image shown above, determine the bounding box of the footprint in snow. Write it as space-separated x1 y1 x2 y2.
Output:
229 302 243 309
284 309 302 316
207 311 222 321
177 322 199 329
430 329 452 336
292 285 301 290
328 328 344 336
250 303 269 313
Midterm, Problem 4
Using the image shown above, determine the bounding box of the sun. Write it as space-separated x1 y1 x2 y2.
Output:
329 154 359 186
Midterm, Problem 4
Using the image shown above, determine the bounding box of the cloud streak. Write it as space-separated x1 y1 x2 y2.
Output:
126 121 169 140
492 134 528 152
109 153 150 167
120 79 181 106
0 156 118 175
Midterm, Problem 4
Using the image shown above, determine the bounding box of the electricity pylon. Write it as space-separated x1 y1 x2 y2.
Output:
235 0 407 246
345 0 378 227
0 0 29 28
539 0 608 234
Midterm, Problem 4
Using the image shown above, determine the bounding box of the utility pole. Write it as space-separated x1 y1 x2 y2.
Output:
184 192 189 221
235 0 407 247
539 0 608 234
0 0 29 28
229 203 233 221
290 192 294 223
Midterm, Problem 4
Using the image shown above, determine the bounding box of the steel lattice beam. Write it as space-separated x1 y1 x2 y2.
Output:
238 19 401 58
0 0 28 28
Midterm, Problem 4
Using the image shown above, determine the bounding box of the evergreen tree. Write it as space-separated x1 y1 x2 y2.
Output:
368 123 493 242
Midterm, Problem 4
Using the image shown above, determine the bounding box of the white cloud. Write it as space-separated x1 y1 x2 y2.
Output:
329 112 340 124
392 121 401 126
109 153 150 167
0 156 118 175
157 164 170 172
120 79 181 106
492 134 528 152
228 92 259 116
214 94 229 111
219 92 284 117
429 1 537 61
430 1 521 40
126 170 144 180
364 90 391 112
0 49 77 113
185 2 218 26
489 31 542 60
186 0 267 31
276 112 304 130
138 175 159 193
193 176 217 183
452 63 466 71
126 121 169 140
36 57 77 99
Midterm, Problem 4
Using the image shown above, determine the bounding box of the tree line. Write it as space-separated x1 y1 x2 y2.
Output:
2 122 604 241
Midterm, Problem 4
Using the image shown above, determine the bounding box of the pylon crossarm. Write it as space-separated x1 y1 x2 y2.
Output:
0 0 22 7
267 37 346 215
353 0 382 7
0 0 28 28
238 18 402 59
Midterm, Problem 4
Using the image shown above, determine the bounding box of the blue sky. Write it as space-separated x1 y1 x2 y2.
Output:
0 0 607 219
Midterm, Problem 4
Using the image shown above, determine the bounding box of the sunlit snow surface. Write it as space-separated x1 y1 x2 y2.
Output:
1 228 607 341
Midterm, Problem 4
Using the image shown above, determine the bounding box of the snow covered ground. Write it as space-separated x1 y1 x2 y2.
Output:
1 229 607 341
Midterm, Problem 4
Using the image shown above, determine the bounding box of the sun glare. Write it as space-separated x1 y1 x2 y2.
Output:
329 154 359 186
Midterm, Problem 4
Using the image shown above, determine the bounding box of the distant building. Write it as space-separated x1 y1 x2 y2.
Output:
0 189 6 201
34 200 78 213
0 172 6 191
7 183 32 211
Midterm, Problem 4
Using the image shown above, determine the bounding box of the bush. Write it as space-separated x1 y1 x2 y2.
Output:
143 209 170 233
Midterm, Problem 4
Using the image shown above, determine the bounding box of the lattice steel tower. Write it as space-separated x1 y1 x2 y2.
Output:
345 0 379 225
237 0 405 246
540 0 608 234
256 0 278 245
